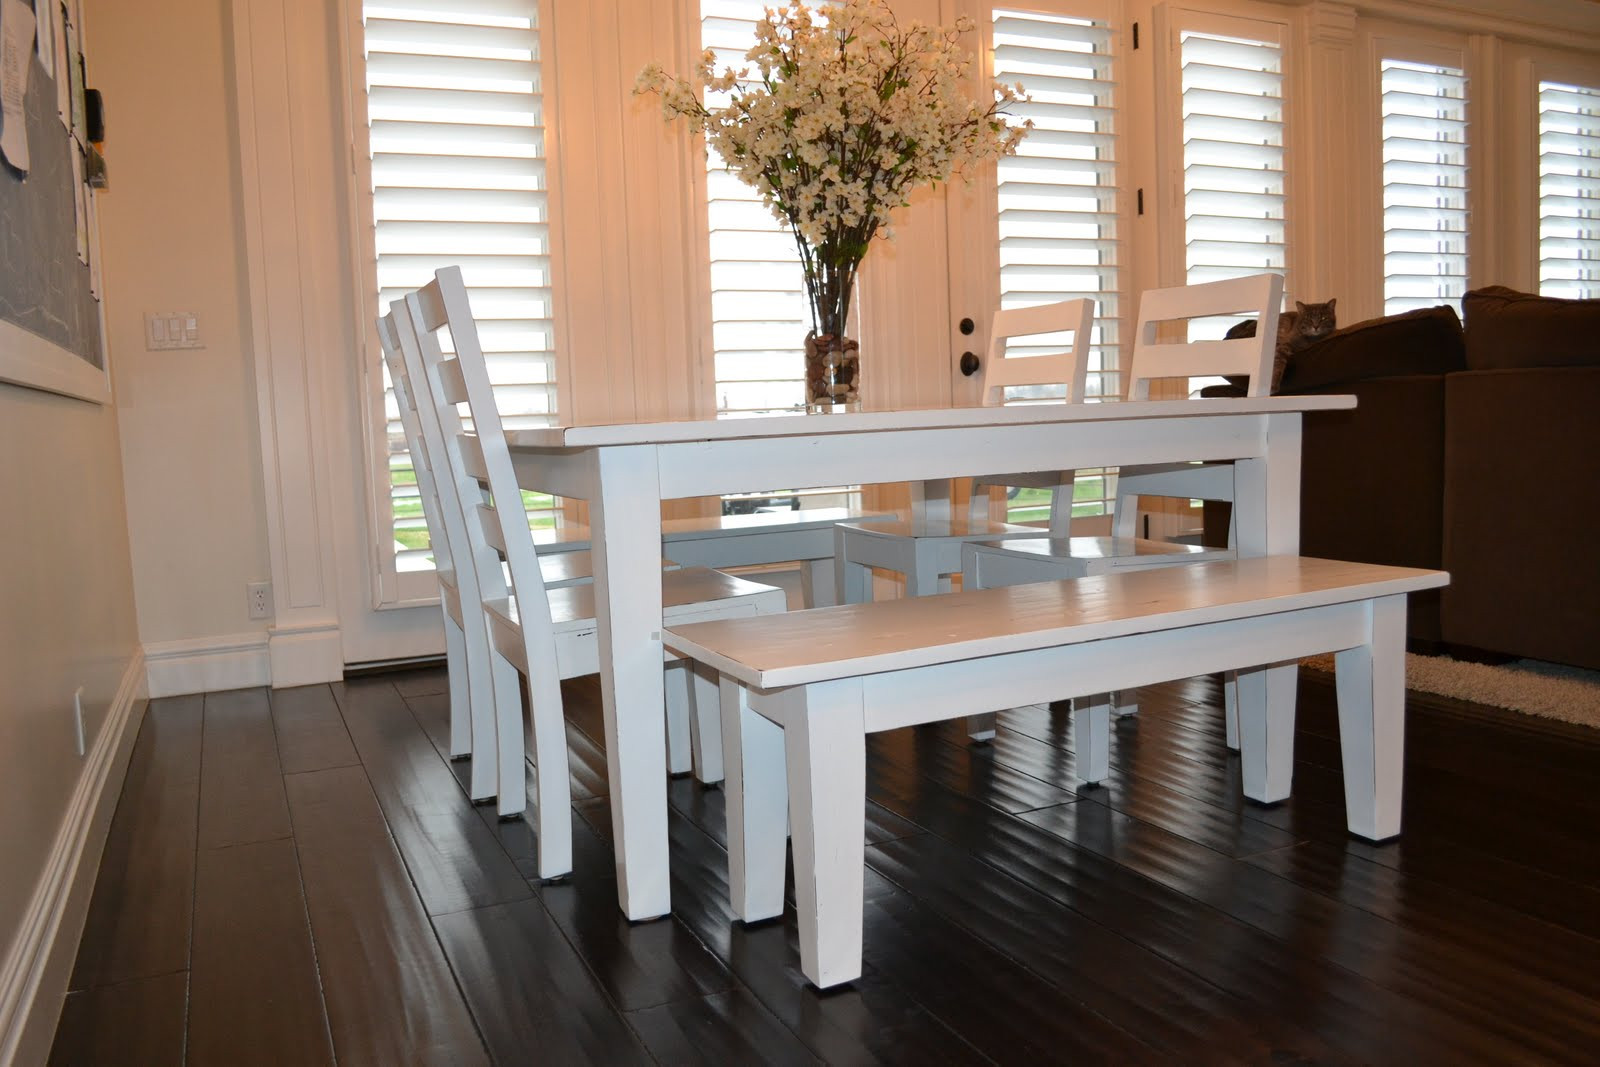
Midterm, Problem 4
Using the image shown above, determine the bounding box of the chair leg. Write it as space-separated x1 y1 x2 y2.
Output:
443 611 472 758
782 679 867 989
1235 662 1297 804
520 665 573 878
480 647 521 807
909 540 944 598
967 712 998 743
465 626 500 799
1110 691 1139 718
722 677 787 922
1223 670 1240 751
1334 594 1407 841
801 557 838 608
664 661 693 776
1073 694 1112 785
835 527 872 605
687 661 723 786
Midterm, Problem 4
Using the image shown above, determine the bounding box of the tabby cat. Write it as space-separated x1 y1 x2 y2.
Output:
1223 298 1337 392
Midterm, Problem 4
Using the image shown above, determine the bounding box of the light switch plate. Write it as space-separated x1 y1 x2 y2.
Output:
145 311 205 351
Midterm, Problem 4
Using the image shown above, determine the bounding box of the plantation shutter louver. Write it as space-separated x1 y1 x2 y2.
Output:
1180 31 1286 292
1380 59 1468 314
992 6 1120 521
702 0 812 416
361 1 557 572
1538 80 1600 299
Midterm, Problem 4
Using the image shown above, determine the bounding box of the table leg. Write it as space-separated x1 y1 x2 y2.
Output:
590 447 671 920
1232 415 1303 786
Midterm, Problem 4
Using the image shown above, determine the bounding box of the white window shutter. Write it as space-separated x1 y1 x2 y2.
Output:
360 2 557 570
1180 31 1286 293
1538 80 1600 299
1381 60 1468 314
993 9 1120 402
993 6 1120 523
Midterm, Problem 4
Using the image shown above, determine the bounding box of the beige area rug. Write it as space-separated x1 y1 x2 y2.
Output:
1301 653 1600 730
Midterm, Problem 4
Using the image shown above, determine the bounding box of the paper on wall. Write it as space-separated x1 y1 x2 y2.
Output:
0 0 36 172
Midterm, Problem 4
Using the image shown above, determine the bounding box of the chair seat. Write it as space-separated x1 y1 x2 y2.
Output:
975 535 1231 565
965 536 1235 584
840 514 1041 542
485 566 783 634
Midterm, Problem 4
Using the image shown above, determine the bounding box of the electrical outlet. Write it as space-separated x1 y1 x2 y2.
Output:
248 581 273 620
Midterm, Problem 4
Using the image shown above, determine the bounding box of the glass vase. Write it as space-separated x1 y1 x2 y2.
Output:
803 331 861 413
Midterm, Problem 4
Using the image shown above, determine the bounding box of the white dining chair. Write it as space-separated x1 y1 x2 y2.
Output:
376 310 493 783
961 273 1283 746
379 305 609 801
832 298 1096 603
403 266 787 878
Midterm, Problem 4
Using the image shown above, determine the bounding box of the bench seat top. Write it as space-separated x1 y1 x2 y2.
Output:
663 556 1449 690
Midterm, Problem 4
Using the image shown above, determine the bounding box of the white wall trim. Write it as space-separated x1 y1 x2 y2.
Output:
0 651 147 1067
144 632 270 698
267 619 344 690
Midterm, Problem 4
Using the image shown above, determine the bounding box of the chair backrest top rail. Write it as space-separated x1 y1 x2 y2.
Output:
663 556 1447 689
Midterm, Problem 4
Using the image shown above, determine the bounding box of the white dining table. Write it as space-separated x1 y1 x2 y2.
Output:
507 395 1355 920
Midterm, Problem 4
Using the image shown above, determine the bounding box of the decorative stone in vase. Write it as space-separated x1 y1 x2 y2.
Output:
804 332 861 413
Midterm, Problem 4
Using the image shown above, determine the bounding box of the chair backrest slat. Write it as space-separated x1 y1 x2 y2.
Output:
438 356 470 406
978 298 1095 406
1126 273 1282 400
477 502 508 555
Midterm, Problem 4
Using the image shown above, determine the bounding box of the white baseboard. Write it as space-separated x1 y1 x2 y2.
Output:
0 651 147 1067
267 619 342 688
144 631 270 698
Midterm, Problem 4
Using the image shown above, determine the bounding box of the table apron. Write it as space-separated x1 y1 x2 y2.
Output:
510 447 595 501
648 416 1270 499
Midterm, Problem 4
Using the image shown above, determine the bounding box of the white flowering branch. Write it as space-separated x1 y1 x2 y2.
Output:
637 0 1029 339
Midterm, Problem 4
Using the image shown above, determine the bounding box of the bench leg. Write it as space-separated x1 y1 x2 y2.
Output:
801 557 838 608
1235 662 1297 804
1335 595 1407 841
782 679 867 989
721 678 787 922
664 660 693 776
1073 694 1112 785
687 661 723 786
967 712 998 742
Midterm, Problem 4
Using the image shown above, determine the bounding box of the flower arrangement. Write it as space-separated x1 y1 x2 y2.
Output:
637 0 1029 408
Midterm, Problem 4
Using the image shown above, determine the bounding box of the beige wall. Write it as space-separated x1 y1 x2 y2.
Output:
0 383 141 992
88 0 272 647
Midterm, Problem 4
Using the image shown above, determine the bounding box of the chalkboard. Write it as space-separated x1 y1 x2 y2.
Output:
0 45 101 371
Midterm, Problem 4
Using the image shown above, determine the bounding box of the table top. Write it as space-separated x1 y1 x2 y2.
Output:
505 395 1356 449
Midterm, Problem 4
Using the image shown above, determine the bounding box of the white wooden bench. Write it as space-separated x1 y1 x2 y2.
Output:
663 556 1448 988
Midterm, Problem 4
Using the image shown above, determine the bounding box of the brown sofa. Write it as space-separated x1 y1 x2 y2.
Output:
1207 287 1600 670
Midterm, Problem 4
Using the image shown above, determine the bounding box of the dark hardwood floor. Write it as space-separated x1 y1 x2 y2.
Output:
49 667 1600 1064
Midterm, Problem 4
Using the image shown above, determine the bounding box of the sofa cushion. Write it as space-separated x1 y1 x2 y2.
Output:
1462 285 1600 371
1276 305 1465 393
